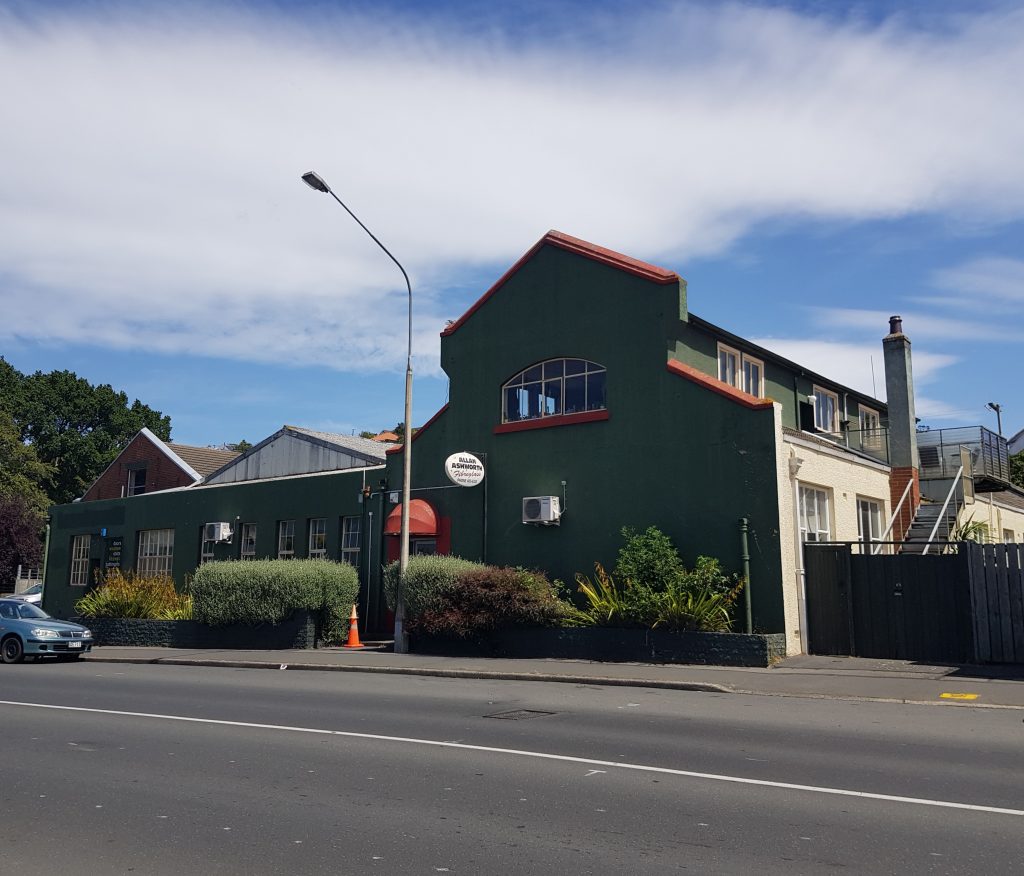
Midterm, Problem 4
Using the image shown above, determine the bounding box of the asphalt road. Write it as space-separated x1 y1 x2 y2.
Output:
1 661 1022 875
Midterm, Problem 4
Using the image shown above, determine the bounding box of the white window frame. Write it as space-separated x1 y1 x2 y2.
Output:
856 497 884 548
70 534 91 586
199 530 216 565
859 405 882 451
308 518 327 560
717 343 764 398
717 343 740 389
812 386 840 433
411 537 438 556
136 529 174 577
1004 529 1015 545
127 467 147 496
798 485 831 543
340 516 361 567
277 520 295 559
501 358 607 423
240 523 257 560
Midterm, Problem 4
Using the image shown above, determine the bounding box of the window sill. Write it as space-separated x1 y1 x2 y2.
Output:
494 409 609 434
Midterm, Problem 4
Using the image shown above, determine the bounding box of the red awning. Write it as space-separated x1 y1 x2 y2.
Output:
383 499 438 536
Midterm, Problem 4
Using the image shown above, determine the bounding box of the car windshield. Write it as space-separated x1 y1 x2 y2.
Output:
22 584 43 595
16 603 49 620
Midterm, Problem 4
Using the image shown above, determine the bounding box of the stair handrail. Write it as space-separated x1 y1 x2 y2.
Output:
922 464 964 555
873 477 915 554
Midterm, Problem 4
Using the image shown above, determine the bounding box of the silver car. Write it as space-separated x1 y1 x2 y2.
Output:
11 583 43 605
0 598 93 663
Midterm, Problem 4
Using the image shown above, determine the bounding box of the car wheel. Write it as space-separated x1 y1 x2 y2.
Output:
1 636 24 664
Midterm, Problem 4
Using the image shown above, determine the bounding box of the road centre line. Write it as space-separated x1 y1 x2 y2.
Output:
4 699 1022 817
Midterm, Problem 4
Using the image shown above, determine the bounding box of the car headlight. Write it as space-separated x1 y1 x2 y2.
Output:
82 629 93 639
31 628 60 639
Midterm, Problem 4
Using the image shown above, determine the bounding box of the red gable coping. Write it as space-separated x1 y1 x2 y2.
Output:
440 230 681 337
666 359 774 411
386 403 449 456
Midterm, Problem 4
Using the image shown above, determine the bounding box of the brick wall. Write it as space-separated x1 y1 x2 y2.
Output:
83 433 195 501
889 466 920 543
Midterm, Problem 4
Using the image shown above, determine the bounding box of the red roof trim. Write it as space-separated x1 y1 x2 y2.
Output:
666 359 774 411
441 231 680 337
385 403 449 455
494 409 610 434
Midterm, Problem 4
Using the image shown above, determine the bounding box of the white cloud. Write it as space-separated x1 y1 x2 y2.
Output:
2 3 1024 373
930 256 1024 309
748 338 958 400
810 307 1023 343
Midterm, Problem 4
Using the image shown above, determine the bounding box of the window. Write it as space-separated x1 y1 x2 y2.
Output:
1005 529 1016 544
502 358 606 423
308 518 327 559
411 538 437 556
340 516 361 567
798 486 831 543
812 386 839 432
70 534 90 586
277 520 295 559
127 466 147 496
137 529 174 576
717 343 764 397
199 529 216 565
240 523 257 560
859 406 882 451
857 497 884 548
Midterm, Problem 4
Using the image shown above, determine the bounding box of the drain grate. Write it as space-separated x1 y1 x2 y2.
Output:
484 709 556 721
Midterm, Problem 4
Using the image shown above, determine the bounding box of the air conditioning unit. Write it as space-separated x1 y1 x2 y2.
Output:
522 496 561 525
204 522 233 543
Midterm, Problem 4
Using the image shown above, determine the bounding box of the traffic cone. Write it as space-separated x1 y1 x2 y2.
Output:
343 604 364 649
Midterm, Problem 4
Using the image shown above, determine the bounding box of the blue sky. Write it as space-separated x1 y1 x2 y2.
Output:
1 0 1021 446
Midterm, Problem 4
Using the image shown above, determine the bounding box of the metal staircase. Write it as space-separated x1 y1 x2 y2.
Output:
899 502 958 554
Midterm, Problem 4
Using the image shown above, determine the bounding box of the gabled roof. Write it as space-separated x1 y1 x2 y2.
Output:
168 443 239 477
284 426 397 459
440 230 682 337
1008 427 1024 455
203 424 396 483
81 427 202 498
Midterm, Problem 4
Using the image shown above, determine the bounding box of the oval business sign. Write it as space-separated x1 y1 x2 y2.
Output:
444 451 485 487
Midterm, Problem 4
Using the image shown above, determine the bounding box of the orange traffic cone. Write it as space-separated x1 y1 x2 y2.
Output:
343 604 364 649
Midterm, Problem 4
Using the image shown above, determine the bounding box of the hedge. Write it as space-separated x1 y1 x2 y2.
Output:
190 559 359 644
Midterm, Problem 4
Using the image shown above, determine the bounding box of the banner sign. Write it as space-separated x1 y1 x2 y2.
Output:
444 451 485 487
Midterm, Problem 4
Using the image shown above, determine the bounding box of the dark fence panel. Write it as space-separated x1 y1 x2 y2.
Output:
969 543 1024 664
804 545 852 656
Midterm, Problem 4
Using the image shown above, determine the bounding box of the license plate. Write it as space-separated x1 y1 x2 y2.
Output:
68 641 82 649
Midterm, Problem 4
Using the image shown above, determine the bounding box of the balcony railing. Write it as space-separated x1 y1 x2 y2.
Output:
917 426 1010 485
812 426 890 465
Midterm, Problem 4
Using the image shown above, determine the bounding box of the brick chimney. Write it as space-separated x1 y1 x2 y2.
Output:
883 315 919 542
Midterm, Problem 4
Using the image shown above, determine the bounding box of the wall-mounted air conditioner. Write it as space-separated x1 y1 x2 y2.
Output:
204 522 233 543
522 496 560 525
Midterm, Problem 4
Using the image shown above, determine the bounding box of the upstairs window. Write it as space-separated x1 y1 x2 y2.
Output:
127 466 147 496
502 358 606 423
812 386 840 433
717 343 764 397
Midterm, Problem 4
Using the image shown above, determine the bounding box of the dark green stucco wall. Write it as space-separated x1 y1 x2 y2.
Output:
44 468 383 623
390 243 788 633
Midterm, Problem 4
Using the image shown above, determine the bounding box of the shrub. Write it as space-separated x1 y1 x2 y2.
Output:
655 577 745 632
75 569 193 620
190 559 359 644
575 563 660 627
383 555 485 619
411 566 568 638
614 526 685 593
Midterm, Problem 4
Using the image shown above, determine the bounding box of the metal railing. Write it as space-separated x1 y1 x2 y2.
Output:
917 426 1009 484
812 426 890 465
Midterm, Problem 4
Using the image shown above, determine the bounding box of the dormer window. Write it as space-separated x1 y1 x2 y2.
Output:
502 358 606 423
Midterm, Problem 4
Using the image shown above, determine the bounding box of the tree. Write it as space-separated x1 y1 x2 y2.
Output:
1011 451 1023 490
225 440 252 453
0 494 44 587
0 412 51 515
14 368 171 504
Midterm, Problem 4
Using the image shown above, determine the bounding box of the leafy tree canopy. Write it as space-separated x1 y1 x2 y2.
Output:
2 360 171 505
0 494 43 587
0 411 52 515
225 440 252 453
1011 451 1023 490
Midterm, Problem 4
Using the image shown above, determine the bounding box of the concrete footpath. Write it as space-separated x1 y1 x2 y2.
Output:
81 646 1024 709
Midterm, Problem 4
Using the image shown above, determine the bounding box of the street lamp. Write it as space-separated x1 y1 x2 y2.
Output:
986 402 1003 437
301 170 413 653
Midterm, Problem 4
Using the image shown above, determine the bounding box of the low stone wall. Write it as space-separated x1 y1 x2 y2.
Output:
411 627 787 668
77 610 318 649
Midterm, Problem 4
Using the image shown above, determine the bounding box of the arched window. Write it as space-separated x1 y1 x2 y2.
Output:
502 358 607 423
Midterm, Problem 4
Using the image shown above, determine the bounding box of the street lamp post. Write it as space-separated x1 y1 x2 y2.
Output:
986 402 1003 437
301 170 413 653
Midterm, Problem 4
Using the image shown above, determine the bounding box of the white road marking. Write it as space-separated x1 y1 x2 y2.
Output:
3 699 1022 817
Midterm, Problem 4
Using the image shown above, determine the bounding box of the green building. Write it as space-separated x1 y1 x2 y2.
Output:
46 231 926 653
